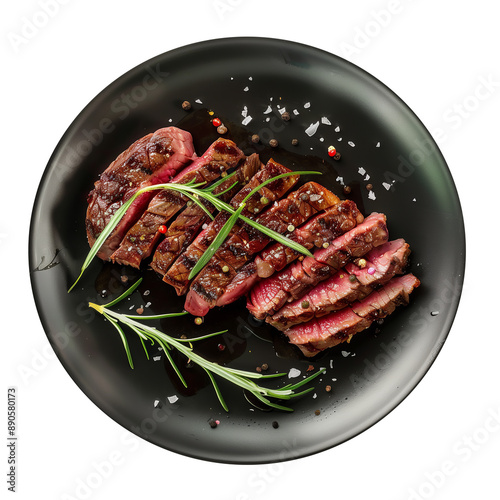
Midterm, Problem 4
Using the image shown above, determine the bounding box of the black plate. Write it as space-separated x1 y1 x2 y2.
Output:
29 37 465 464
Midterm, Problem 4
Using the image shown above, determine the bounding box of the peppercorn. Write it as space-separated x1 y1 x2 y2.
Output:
325 385 332 392
333 152 341 161
251 134 260 144
366 183 373 191
261 363 269 371
291 138 299 146
217 124 227 135
314 409 321 416
301 300 310 309
272 421 279 429
349 274 357 283
281 111 290 121
343 185 351 195
181 100 191 110
208 418 218 428
269 138 278 148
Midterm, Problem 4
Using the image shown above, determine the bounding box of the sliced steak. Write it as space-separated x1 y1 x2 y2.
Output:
150 154 262 276
86 127 195 260
109 138 245 268
163 159 299 296
284 273 420 357
247 213 388 320
216 199 363 307
184 182 340 316
268 238 411 331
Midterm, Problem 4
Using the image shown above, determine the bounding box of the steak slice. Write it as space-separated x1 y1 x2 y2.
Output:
150 154 262 276
247 212 389 320
163 159 299 296
85 127 195 260
268 238 411 331
184 182 340 316
216 199 364 307
284 273 420 357
109 138 245 268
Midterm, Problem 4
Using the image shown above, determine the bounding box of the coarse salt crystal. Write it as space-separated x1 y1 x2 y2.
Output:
243 86 249 92
278 107 286 115
195 99 203 104
263 105 272 114
248 76 253 81
376 142 381 147
304 102 311 108
330 359 334 369
313 393 317 399
337 137 342 141
335 126 341 132
358 167 366 175
153 355 161 361
293 109 299 115
348 141 355 147
153 400 161 408
242 115 252 125
382 182 392 191
288 368 301 378
364 174 370 181
336 176 344 185
413 198 417 202
167 395 179 404
321 117 332 125
241 105 248 117
265 117 271 122
341 351 350 357
305 121 320 136
320 137 325 142
368 190 376 200
145 301 151 308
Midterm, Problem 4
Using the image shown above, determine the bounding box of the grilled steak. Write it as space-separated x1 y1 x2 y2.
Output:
268 238 411 330
184 182 340 316
163 159 299 296
150 154 262 276
109 139 245 268
216 199 363 307
86 127 195 260
247 213 389 320
284 273 420 357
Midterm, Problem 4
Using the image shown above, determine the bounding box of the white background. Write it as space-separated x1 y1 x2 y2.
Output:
2 1 499 499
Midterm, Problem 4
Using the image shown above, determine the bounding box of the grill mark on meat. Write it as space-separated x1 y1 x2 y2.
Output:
216 199 363 308
109 139 245 268
184 182 340 316
163 159 298 296
150 154 262 276
247 213 388 320
267 238 411 331
284 273 420 357
85 127 195 260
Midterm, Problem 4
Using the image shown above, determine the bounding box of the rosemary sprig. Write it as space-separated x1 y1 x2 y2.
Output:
69 170 321 292
89 279 325 412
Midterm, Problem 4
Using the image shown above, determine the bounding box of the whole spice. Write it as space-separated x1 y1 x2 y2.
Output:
251 134 260 143
181 100 191 110
281 111 291 121
158 224 167 234
366 183 373 191
291 138 299 146
301 300 310 309
272 421 279 429
327 145 337 157
217 124 228 135
343 185 351 195
194 317 203 325
269 138 278 148
333 152 342 161
212 117 222 127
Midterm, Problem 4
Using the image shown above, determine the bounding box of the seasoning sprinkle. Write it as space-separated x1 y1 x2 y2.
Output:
349 274 357 283
314 409 321 416
343 185 351 195
322 242 329 249
158 224 167 234
301 300 310 309
281 111 291 121
194 317 203 326
328 145 337 157
181 100 191 110
251 134 260 144
212 117 222 127
358 258 367 268
269 138 278 148
260 196 269 205
217 124 227 135
333 152 342 161
367 267 376 275
287 224 295 232
272 421 279 429
291 138 299 146
222 265 230 273
208 418 218 428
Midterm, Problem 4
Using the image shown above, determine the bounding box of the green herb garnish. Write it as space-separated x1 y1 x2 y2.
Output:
69 170 321 291
89 279 325 412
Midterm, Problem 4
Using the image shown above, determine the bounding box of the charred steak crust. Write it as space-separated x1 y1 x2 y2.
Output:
109 138 245 268
150 154 262 277
86 127 195 260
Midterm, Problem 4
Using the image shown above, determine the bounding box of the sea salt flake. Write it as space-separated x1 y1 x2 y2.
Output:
145 301 151 308
167 395 179 404
368 190 376 200
242 115 252 125
304 102 311 109
330 360 334 369
320 137 325 142
364 174 370 181
153 356 161 361
376 141 381 147
265 117 270 122
336 176 344 185
241 106 248 117
337 137 342 141
382 182 392 191
413 198 417 202
321 117 332 125
293 109 299 115
288 368 301 378
335 126 341 132
263 105 272 114
195 99 203 104
248 76 253 81
348 141 356 147
153 400 161 408
278 107 286 115
243 86 249 92
313 393 317 399
341 351 350 357
431 311 440 316
358 166 366 176
305 121 320 137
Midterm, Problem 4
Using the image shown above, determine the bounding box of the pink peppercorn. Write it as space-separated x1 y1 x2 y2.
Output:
367 267 376 275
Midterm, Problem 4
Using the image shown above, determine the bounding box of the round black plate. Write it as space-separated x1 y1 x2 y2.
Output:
29 37 465 464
